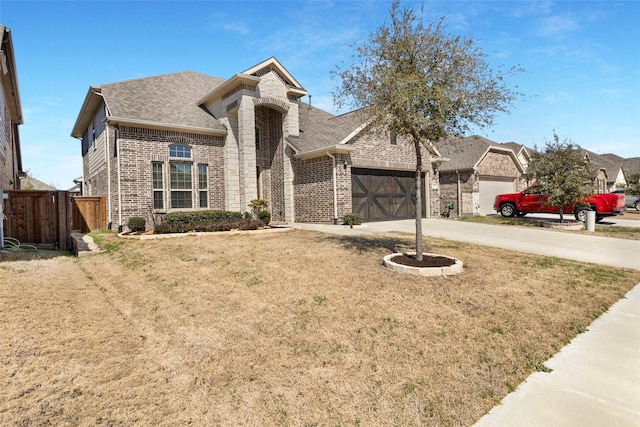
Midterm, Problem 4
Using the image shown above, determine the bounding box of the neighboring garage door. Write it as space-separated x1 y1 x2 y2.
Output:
352 168 426 221
478 177 515 215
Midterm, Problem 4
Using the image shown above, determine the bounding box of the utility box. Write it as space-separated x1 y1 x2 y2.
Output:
586 210 596 232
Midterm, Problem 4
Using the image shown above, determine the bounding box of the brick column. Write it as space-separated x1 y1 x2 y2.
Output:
237 96 258 212
220 116 241 212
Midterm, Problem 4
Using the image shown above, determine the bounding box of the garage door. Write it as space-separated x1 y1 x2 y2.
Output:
478 178 515 215
351 168 426 221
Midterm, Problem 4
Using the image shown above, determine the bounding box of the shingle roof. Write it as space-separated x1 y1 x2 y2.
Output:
99 71 226 132
291 104 363 152
622 157 640 175
435 135 509 171
578 148 625 181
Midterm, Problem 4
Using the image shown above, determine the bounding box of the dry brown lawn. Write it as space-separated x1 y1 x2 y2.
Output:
1 229 639 426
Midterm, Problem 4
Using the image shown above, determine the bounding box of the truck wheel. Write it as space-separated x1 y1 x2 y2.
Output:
575 207 591 222
635 201 640 212
500 203 516 217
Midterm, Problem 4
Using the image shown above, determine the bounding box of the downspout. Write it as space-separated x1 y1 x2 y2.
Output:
115 127 123 232
105 123 112 229
456 170 461 218
92 91 113 229
326 152 339 224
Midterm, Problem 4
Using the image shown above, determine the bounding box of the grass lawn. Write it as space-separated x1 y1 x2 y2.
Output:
458 210 640 241
1 230 639 426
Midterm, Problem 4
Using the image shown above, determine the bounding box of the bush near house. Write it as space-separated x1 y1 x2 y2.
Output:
127 216 146 233
343 213 363 226
154 210 264 234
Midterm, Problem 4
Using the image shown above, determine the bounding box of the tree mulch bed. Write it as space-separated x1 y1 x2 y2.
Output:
390 253 456 267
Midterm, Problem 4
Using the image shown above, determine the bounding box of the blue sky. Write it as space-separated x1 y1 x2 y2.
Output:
1 0 638 189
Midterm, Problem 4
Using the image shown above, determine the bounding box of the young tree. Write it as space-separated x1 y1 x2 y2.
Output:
627 172 640 199
333 1 521 260
526 133 593 223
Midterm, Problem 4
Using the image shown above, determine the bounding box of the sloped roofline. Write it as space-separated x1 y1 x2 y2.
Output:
197 57 307 106
71 85 103 138
196 73 261 105
0 26 23 125
474 145 526 173
244 57 305 91
1 26 24 176
72 78 228 138
330 109 444 158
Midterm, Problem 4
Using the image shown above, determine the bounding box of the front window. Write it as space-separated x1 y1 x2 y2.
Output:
170 163 193 208
169 144 192 159
152 162 164 209
198 164 208 208
255 126 261 150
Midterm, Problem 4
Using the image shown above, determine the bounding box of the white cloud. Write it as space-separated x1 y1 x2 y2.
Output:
542 91 574 104
537 15 580 38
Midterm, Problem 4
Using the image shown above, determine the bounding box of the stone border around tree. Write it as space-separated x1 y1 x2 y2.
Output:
383 252 464 277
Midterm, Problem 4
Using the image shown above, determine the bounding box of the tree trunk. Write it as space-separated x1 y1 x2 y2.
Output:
559 210 564 223
414 139 423 261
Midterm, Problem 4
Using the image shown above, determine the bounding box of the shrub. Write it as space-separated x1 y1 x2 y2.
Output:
127 216 146 233
259 210 271 224
153 209 266 234
163 210 243 225
343 213 363 226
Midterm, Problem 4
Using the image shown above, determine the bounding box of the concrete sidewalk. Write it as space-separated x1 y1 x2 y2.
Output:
293 218 640 426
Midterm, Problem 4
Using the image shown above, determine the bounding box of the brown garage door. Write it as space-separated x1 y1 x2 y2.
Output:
351 168 425 221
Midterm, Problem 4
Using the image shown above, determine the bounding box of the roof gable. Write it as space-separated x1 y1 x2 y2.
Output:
436 135 524 173
243 57 306 95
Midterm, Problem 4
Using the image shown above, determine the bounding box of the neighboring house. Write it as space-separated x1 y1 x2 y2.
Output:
622 157 640 183
71 57 444 230
500 141 532 174
68 178 82 197
580 150 626 193
0 25 24 190
19 175 57 191
435 135 526 216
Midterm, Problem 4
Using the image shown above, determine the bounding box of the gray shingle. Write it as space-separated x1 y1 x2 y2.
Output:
294 104 364 152
100 71 226 131
435 135 500 171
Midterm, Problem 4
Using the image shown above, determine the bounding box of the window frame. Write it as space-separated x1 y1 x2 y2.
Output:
255 126 261 150
170 162 193 209
152 162 164 210
198 164 208 208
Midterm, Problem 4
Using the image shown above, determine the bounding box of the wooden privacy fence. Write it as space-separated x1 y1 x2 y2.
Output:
3 190 72 250
71 196 106 233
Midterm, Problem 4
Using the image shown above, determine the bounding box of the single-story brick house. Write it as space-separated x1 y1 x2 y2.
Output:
71 57 446 231
435 135 527 216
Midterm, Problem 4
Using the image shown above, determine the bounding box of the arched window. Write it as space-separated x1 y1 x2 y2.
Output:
169 144 192 159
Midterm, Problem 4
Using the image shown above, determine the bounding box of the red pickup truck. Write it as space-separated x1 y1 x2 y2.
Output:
493 187 626 222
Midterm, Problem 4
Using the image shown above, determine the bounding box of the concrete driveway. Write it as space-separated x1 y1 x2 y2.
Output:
506 213 640 228
294 218 640 270
293 217 640 426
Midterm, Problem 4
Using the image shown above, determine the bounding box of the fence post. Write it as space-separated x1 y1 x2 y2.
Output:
0 189 7 250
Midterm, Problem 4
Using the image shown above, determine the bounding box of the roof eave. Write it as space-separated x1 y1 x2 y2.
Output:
294 144 355 160
244 57 305 90
71 86 103 138
288 87 308 98
1 27 23 124
196 73 261 105
106 117 227 136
